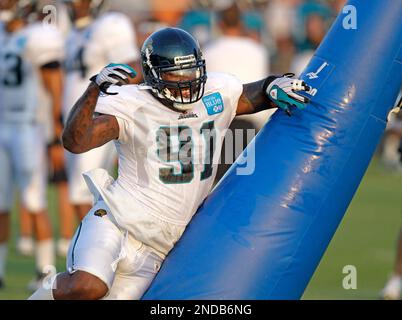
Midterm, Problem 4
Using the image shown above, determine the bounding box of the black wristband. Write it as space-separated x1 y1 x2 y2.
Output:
90 75 97 83
262 75 281 93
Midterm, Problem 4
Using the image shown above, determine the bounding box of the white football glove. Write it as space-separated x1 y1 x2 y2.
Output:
266 73 311 116
90 63 137 95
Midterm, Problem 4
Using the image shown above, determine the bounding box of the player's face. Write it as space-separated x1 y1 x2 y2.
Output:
161 68 201 100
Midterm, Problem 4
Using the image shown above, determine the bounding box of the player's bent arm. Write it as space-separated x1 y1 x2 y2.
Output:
62 83 119 154
236 76 278 115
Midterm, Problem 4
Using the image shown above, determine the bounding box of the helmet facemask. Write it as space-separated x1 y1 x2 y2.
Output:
144 48 207 112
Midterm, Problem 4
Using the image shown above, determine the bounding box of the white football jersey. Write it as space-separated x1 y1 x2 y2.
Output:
0 22 64 124
86 72 243 229
63 12 139 119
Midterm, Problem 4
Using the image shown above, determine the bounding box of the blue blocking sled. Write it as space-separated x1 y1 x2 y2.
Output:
143 0 402 299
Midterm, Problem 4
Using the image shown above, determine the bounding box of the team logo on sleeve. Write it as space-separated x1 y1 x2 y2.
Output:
202 93 224 116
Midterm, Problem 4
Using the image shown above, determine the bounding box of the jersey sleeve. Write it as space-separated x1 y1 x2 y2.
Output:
114 115 134 144
26 24 64 67
93 12 140 64
95 86 137 144
222 73 243 121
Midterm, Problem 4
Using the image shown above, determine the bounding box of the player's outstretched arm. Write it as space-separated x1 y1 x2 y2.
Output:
236 74 310 116
236 76 278 115
62 83 119 154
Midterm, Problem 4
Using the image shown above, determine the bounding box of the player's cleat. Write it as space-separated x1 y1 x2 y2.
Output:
0 278 4 290
379 276 401 300
57 238 71 258
17 237 35 257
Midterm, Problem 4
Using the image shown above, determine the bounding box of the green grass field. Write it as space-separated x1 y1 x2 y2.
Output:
0 156 401 300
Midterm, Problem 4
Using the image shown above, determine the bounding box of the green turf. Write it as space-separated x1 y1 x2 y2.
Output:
0 157 401 300
302 157 402 299
0 187 73 300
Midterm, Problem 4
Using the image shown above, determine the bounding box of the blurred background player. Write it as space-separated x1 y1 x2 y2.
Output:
290 2 331 75
380 95 402 300
202 1 273 182
61 0 141 246
381 226 402 300
0 0 64 289
16 0 74 260
203 1 272 130
381 94 402 172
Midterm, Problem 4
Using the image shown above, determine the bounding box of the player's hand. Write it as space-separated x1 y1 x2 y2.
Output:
265 73 310 116
90 63 137 95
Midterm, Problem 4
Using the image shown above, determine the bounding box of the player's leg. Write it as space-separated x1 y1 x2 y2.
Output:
17 204 35 256
29 201 123 300
52 170 75 257
381 226 402 300
381 113 402 171
104 239 163 300
0 214 10 289
0 137 13 289
15 125 55 290
395 227 402 276
53 270 108 300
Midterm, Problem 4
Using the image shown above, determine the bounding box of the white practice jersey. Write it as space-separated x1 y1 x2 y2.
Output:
203 36 273 130
0 22 63 124
85 72 243 229
63 12 139 119
203 36 269 84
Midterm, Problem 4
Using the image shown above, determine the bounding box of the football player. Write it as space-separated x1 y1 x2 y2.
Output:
380 96 402 300
14 0 74 260
29 28 310 300
0 0 64 289
61 0 142 240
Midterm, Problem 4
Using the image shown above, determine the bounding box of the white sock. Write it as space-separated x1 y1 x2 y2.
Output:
387 274 402 287
35 239 55 274
17 237 35 256
28 273 58 300
57 238 71 257
0 244 7 279
382 274 402 299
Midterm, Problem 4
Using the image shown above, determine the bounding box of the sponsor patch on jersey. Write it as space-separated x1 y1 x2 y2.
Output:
94 209 107 217
202 93 224 115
